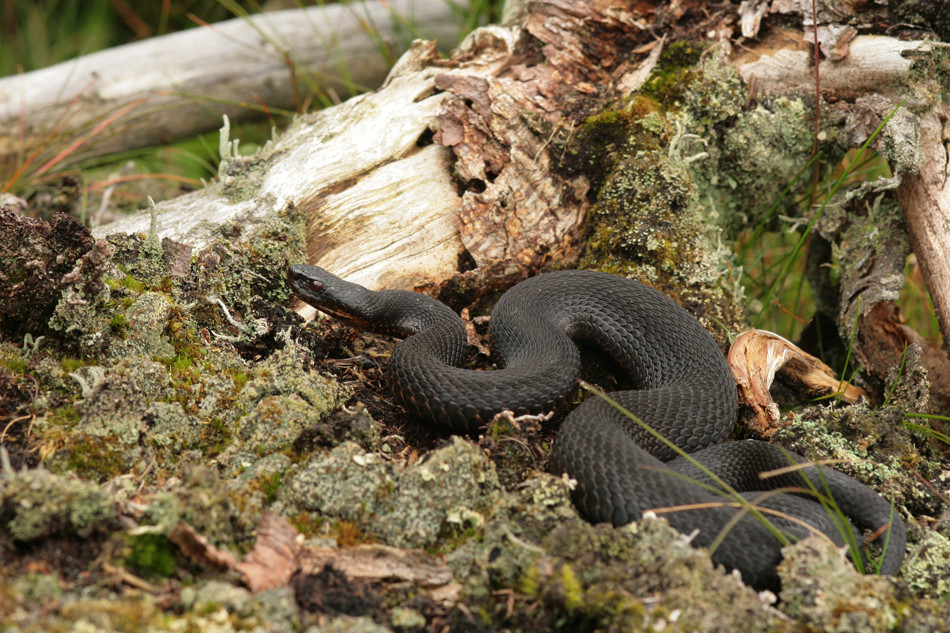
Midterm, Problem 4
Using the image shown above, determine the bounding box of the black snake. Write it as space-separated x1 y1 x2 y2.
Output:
289 265 905 591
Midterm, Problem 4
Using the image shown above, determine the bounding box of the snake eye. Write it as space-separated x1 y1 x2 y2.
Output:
310 280 324 292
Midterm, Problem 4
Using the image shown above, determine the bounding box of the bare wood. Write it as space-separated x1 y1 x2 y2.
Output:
729 330 867 436
739 31 949 359
93 34 522 294
0 0 464 162
897 105 950 350
737 32 928 99
299 543 454 586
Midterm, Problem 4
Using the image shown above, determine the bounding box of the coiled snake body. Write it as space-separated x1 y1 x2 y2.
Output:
289 265 905 591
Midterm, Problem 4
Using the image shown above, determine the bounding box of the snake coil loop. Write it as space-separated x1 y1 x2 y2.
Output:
289 265 906 591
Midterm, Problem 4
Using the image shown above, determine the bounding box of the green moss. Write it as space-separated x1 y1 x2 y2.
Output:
61 434 127 481
60 356 87 373
46 404 81 428
517 559 585 614
199 417 233 457
118 274 146 294
109 312 129 337
257 471 283 505
169 351 194 373
288 512 326 538
4 355 27 376
231 370 249 392
126 533 178 579
557 108 638 196
640 40 707 108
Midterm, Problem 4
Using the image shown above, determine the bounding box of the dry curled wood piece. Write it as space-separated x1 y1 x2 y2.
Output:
728 329 867 436
299 543 454 587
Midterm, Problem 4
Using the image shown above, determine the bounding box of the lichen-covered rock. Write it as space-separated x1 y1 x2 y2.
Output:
279 441 395 525
0 468 114 542
75 357 175 439
228 342 348 455
522 518 780 633
145 465 260 548
107 291 176 360
146 400 203 454
36 356 177 479
901 526 950 600
449 511 784 632
293 405 381 453
237 393 328 454
280 437 501 550
375 436 500 549
773 402 931 518
183 581 300 631
237 343 346 416
778 536 899 632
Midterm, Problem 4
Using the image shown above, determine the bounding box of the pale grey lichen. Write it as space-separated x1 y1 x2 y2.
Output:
778 536 900 632
107 291 176 360
278 436 500 549
901 527 950 600
304 616 394 633
0 468 114 542
278 441 395 524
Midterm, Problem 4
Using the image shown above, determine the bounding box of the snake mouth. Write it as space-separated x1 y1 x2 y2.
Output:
311 305 377 331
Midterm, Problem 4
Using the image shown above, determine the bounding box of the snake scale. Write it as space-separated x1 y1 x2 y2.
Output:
289 265 905 591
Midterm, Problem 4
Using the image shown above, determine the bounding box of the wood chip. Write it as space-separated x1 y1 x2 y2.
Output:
299 543 453 587
729 329 867 436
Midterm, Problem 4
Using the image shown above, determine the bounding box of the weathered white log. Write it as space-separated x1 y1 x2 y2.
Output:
897 105 950 350
737 34 928 98
93 30 522 292
0 0 465 162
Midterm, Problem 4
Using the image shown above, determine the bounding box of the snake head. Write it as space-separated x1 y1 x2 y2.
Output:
288 264 379 328
289 264 461 338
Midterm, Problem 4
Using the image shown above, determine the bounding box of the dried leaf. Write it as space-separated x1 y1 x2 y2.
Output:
235 512 301 593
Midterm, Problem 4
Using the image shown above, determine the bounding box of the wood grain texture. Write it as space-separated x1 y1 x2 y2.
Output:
0 0 462 162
